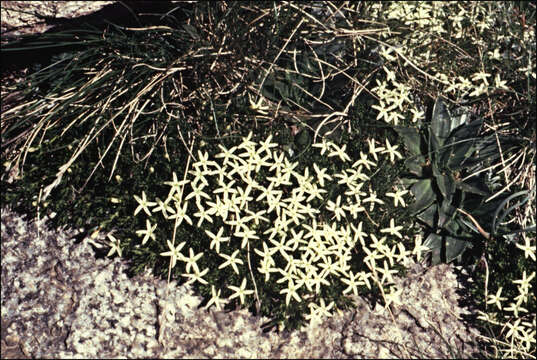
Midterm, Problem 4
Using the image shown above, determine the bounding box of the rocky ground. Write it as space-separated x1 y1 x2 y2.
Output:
1 205 485 359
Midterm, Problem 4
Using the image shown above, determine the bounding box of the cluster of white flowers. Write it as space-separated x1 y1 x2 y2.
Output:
371 67 420 125
477 233 536 357
368 2 535 127
366 2 536 356
121 131 428 328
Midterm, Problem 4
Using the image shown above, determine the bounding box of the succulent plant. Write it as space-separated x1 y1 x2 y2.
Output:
395 98 503 265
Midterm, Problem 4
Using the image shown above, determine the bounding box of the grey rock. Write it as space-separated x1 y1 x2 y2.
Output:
1 1 115 39
1 206 483 358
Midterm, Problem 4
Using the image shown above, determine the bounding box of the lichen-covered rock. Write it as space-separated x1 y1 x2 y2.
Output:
1 206 482 358
1 1 114 39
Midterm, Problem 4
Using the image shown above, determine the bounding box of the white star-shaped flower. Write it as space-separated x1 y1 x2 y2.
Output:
106 234 122 257
313 163 332 187
341 270 364 296
280 278 304 306
219 249 244 275
205 285 227 311
136 219 157 245
382 138 403 163
385 188 409 207
384 285 403 307
228 278 254 305
205 228 230 254
486 287 508 310
168 200 193 227
362 190 385 211
515 236 536 261
257 134 278 157
367 138 385 161
249 93 269 115
380 218 403 239
215 144 238 167
413 234 430 262
182 267 209 285
351 151 376 170
160 240 186 269
163 172 189 199
312 139 332 155
133 191 157 216
326 195 346 222
328 143 351 162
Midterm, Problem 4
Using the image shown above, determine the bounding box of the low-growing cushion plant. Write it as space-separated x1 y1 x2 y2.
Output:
124 129 423 331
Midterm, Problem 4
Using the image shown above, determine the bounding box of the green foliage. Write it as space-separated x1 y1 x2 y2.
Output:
396 98 534 267
396 98 490 264
125 128 417 332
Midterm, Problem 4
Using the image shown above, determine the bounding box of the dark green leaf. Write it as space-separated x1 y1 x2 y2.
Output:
400 177 420 188
274 80 289 99
428 131 442 167
261 88 278 103
294 129 311 148
444 119 483 170
438 198 456 228
408 179 436 215
444 236 471 263
445 140 475 170
432 163 442 178
423 233 442 265
450 119 483 140
431 98 451 144
455 180 489 196
405 157 425 177
424 233 471 264
394 126 422 156
435 173 455 201
492 190 530 237
416 203 437 228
